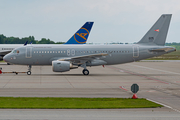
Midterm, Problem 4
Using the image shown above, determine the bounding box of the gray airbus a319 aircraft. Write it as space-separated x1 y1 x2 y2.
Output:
3 14 176 75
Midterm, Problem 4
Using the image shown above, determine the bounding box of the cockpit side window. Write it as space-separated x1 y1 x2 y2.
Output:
12 50 20 54
13 50 16 53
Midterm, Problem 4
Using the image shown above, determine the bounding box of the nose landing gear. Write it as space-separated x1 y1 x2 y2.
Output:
27 65 32 75
27 71 31 75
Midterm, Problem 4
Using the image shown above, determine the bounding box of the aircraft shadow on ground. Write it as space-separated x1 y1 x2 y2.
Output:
4 73 177 76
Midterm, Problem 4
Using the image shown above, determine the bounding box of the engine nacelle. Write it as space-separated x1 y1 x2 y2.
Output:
52 61 70 72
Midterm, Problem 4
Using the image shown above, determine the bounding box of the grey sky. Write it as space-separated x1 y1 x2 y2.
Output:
0 0 180 43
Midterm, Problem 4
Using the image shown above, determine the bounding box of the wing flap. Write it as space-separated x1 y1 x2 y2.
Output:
58 53 108 64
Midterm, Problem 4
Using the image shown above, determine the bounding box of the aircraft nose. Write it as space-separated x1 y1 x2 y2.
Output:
3 55 7 62
3 55 10 62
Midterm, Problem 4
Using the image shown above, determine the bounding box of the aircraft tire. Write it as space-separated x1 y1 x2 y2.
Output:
83 69 89 75
27 71 31 75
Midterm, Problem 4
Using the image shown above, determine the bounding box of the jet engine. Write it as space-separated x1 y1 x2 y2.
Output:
52 61 71 72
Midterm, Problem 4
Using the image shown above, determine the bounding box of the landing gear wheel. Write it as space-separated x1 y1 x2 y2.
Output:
27 71 31 75
82 69 89 75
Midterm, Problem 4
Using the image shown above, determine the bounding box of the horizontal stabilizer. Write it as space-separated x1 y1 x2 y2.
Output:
149 47 176 52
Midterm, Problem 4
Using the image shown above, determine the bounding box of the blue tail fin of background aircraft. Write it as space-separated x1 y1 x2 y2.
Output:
64 22 94 44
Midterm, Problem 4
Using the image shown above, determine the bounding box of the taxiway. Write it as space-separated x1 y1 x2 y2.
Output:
0 61 180 119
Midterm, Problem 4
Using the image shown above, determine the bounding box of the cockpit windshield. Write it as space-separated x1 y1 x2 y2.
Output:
12 50 20 54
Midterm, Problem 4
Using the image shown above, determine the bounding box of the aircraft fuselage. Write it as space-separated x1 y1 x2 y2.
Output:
4 44 175 66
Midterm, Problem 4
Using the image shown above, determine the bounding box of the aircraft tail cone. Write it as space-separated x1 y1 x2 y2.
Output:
132 94 138 99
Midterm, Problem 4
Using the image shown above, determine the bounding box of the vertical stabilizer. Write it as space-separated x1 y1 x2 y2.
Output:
137 14 172 46
65 22 94 44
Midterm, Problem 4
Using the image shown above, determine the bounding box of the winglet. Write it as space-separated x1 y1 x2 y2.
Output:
24 41 28 46
65 22 94 44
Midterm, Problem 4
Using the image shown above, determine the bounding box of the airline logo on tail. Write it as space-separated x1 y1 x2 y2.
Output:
74 28 89 43
76 33 88 40
65 22 93 44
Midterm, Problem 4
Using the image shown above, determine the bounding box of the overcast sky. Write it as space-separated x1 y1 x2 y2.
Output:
0 0 180 43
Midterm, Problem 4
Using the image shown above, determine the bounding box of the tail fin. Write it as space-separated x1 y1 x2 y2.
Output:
64 22 94 44
137 14 172 46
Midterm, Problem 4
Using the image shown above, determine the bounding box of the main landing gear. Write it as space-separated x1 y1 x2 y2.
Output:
27 65 32 75
81 63 89 75
82 69 89 75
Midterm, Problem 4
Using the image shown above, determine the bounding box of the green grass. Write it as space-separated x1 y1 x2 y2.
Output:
0 97 162 109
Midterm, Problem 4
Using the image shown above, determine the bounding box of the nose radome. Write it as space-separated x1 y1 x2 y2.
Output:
3 55 9 62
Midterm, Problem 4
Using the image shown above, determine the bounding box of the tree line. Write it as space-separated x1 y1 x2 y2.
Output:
0 34 65 44
165 43 180 46
0 34 180 46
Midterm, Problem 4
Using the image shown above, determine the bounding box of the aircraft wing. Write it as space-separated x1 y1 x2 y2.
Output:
0 51 11 56
58 53 108 65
